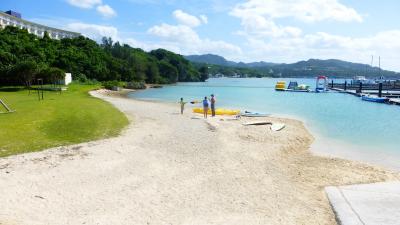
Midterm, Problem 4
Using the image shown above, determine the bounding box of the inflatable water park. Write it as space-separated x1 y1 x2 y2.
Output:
274 76 328 93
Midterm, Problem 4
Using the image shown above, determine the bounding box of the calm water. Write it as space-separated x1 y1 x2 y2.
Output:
130 78 400 169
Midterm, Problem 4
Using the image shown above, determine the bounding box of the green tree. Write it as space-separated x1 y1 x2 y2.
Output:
158 61 178 83
10 60 38 87
39 67 65 85
146 61 160 83
0 27 207 86
199 66 209 82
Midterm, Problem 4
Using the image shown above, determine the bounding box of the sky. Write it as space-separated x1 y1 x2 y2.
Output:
2 0 400 71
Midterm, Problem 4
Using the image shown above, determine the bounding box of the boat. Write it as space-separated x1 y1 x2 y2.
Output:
192 108 240 115
352 76 373 85
275 81 286 91
361 95 387 103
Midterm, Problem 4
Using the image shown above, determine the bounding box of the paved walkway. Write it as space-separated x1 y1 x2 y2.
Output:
325 182 400 225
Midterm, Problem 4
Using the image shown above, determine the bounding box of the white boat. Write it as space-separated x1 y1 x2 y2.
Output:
352 76 374 84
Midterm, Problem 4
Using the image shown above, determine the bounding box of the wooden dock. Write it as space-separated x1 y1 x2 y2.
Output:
329 81 400 106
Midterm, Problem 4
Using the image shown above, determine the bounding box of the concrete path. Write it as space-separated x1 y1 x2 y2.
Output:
325 182 400 225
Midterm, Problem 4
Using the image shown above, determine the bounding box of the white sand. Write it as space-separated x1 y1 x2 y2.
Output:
0 90 398 225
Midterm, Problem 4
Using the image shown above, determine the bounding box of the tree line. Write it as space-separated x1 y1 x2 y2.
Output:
0 26 208 86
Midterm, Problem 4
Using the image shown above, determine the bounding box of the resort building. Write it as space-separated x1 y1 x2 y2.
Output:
0 10 80 39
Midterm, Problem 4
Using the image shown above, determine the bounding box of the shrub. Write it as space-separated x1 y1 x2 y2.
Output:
126 81 146 89
102 80 126 90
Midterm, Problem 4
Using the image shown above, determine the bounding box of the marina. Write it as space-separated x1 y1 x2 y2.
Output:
329 80 400 105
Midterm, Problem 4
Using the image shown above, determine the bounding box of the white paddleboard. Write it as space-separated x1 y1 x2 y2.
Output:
243 121 272 126
270 123 285 131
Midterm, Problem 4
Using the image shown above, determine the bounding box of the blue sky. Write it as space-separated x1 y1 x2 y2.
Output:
2 0 400 71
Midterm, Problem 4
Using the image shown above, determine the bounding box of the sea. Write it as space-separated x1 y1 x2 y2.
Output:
129 78 400 170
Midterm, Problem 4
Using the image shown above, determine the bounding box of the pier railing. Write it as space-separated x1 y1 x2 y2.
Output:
330 81 400 91
329 80 400 98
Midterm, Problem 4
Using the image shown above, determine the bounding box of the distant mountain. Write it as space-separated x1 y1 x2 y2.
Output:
185 54 400 79
185 54 276 68
185 54 237 67
270 59 398 78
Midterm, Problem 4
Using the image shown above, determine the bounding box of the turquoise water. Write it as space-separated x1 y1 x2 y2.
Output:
130 78 400 166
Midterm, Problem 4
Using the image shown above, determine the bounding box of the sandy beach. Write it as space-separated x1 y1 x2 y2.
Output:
0 89 398 225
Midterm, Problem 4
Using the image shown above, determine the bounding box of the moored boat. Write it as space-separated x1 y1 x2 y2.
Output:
361 95 387 103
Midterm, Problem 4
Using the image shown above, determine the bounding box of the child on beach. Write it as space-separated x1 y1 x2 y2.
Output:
179 98 186 114
202 96 209 118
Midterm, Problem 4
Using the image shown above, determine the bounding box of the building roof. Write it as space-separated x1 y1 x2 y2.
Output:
0 11 80 35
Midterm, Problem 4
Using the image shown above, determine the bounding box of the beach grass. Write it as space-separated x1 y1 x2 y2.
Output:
0 84 129 157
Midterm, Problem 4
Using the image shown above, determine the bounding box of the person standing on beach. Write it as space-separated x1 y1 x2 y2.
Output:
179 98 186 114
210 94 216 117
202 96 209 118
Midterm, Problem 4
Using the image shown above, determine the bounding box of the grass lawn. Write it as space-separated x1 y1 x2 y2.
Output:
0 84 129 157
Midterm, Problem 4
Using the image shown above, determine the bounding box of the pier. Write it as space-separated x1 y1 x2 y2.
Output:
329 80 400 105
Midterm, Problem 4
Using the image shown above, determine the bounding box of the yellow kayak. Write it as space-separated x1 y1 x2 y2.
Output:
193 108 240 115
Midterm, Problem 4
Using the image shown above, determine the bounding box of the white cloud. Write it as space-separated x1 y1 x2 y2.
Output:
148 23 242 57
200 15 208 24
63 22 167 53
227 1 400 70
148 23 201 43
96 4 117 18
236 30 400 71
66 0 117 19
231 0 363 23
230 0 362 40
65 23 119 41
173 10 203 27
145 9 241 57
235 14 302 38
66 0 102 9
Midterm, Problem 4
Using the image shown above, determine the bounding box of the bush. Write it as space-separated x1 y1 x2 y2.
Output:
126 81 146 89
75 73 89 83
102 80 126 90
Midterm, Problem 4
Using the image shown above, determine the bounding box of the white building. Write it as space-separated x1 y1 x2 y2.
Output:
0 10 80 39
62 73 72 85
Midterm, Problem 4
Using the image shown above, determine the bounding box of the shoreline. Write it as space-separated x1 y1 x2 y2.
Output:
0 89 398 224
126 88 400 172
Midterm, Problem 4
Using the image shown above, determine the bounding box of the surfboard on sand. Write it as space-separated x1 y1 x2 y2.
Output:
243 121 272 126
241 111 270 117
270 123 285 131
